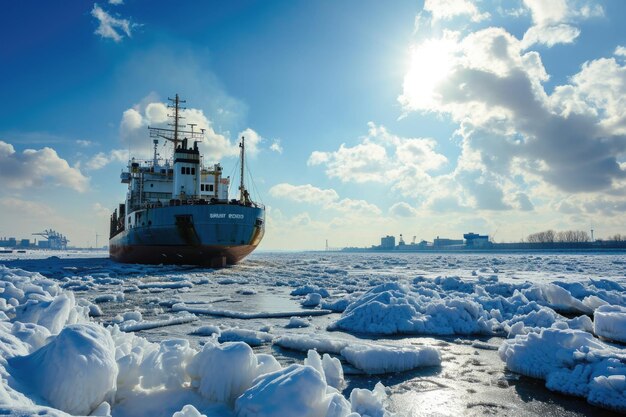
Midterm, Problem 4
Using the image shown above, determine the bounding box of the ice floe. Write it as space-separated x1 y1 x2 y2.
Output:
341 343 441 375
118 312 198 332
172 303 332 319
218 327 274 346
0 264 394 417
499 327 626 412
594 304 626 343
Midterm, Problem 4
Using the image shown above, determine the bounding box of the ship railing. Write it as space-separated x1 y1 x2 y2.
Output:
131 198 265 210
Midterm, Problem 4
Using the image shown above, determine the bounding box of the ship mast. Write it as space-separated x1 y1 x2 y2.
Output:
170 94 184 147
148 94 203 151
239 136 245 203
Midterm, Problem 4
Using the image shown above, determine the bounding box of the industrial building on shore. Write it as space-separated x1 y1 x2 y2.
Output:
339 232 626 252
0 230 69 251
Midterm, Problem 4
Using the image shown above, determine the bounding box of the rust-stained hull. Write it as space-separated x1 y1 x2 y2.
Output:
109 204 265 267
109 243 258 267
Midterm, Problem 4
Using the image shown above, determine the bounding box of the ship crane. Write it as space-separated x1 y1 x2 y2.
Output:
32 229 68 250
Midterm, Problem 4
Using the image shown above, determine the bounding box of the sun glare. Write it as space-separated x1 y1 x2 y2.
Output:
402 38 457 109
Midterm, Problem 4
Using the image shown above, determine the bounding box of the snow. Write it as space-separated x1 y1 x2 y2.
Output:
330 282 495 336
172 404 206 417
190 325 221 337
301 293 322 307
9 323 117 415
340 343 441 375
138 338 196 390
235 364 342 417
499 327 626 412
137 281 194 290
4 251 626 415
172 303 332 319
594 304 626 343
304 350 344 390
349 383 390 417
118 312 198 332
218 328 274 346
291 285 330 298
285 317 310 328
189 341 273 404
274 334 350 355
94 293 125 303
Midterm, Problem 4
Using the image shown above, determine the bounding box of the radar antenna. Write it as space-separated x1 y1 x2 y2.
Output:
148 94 203 149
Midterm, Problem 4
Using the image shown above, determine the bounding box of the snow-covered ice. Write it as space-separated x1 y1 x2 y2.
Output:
341 343 441 375
594 304 626 343
2 251 626 416
499 327 626 411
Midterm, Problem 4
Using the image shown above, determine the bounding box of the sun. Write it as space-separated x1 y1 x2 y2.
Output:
401 37 457 110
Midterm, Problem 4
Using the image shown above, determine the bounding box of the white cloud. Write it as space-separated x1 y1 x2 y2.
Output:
270 140 283 154
269 182 381 216
520 0 603 49
308 141 389 183
615 46 626 57
521 24 580 48
0 141 89 192
269 183 339 205
237 128 262 158
308 122 447 186
75 140 94 147
91 4 132 42
109 0 123 4
400 26 626 197
119 97 266 162
329 198 381 216
423 0 489 23
523 0 568 25
92 202 111 219
389 202 419 218
85 149 127 170
547 57 626 136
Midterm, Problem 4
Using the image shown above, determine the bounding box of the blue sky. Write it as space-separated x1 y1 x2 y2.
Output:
1 0 625 249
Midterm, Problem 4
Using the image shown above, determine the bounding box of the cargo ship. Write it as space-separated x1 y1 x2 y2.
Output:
109 94 265 267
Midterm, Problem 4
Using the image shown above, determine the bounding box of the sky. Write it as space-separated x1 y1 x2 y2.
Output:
1 0 625 250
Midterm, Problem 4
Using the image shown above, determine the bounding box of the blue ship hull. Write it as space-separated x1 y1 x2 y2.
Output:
109 204 264 267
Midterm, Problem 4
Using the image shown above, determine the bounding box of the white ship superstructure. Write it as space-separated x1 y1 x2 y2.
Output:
109 94 264 267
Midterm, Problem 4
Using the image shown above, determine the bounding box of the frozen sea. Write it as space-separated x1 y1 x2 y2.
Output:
1 249 626 416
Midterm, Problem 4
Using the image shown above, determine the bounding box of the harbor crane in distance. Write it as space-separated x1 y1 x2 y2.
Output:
32 229 68 250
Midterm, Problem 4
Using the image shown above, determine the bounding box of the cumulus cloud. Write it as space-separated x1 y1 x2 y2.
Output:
269 183 339 205
85 149 127 170
616 46 626 57
270 140 283 154
91 4 133 42
520 0 602 48
423 0 489 23
308 122 447 186
330 198 381 216
268 182 380 216
0 141 89 192
119 96 265 162
521 24 580 48
389 202 419 218
399 27 626 197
